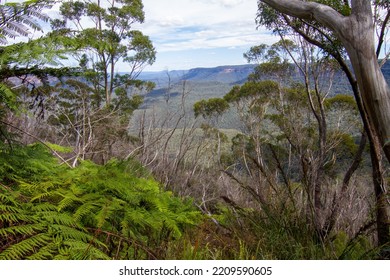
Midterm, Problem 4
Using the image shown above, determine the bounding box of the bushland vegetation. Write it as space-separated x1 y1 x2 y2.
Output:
0 0 389 259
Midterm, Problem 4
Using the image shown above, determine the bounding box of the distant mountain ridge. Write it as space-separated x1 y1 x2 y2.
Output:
139 64 256 86
135 62 390 130
140 62 390 88
180 64 256 83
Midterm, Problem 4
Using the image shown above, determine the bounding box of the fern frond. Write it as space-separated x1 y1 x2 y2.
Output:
0 0 51 43
124 208 146 228
0 144 201 259
0 203 21 213
38 211 77 228
18 15 41 31
0 193 19 205
50 225 91 243
30 203 57 212
72 202 97 223
0 28 18 39
160 213 182 239
57 195 82 211
26 242 57 260
95 203 111 229
0 223 43 237
62 240 110 260
30 190 59 202
0 233 50 260
0 83 17 111
2 21 29 36
0 212 32 224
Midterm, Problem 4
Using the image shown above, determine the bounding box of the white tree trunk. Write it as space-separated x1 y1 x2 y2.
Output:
260 0 390 248
261 0 390 162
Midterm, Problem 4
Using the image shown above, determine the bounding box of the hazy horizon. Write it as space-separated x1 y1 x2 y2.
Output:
133 0 278 72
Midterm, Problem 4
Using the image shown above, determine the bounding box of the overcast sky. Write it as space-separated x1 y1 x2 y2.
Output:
136 0 278 71
13 0 277 72
6 1 389 72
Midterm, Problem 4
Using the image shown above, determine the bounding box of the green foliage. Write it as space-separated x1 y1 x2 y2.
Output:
256 0 347 56
224 80 279 103
0 143 201 259
0 143 59 183
1 33 79 67
217 55 375 258
244 41 295 81
209 205 375 260
315 0 351 16
200 124 228 143
193 98 229 119
0 0 382 261
0 83 17 112
332 231 373 259
325 94 357 111
56 0 156 105
0 81 18 145
243 44 268 63
334 133 359 156
44 143 73 154
0 0 53 44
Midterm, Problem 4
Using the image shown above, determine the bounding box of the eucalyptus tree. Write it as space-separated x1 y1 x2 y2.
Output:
193 97 229 165
41 0 156 164
257 0 389 249
55 0 156 106
258 0 390 155
222 40 365 243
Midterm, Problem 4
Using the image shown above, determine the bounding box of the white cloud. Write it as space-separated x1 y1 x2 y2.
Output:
138 0 274 53
200 0 246 8
132 0 279 70
158 16 185 27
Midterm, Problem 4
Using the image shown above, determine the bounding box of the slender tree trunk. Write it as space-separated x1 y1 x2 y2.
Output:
104 62 110 106
343 21 390 163
260 0 390 248
325 132 367 236
370 136 390 248
261 0 390 161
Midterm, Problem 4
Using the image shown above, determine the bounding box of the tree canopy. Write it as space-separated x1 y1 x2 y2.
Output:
258 0 390 162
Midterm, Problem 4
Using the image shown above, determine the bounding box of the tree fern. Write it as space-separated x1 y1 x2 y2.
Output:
0 233 51 260
59 240 110 260
0 191 109 260
0 83 17 110
0 147 108 260
26 242 57 260
0 143 201 259
0 0 52 44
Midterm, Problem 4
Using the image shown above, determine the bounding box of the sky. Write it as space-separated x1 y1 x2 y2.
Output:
134 0 278 71
4 1 389 72
3 0 278 72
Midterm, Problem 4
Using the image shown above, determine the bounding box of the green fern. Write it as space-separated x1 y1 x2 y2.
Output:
0 233 51 260
0 143 201 259
0 83 17 111
60 240 110 260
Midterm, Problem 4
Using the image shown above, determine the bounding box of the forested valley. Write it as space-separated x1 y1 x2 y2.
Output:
0 0 389 260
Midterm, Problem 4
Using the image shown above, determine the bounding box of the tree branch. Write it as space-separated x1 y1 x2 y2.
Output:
260 0 348 33
0 119 72 168
377 10 390 59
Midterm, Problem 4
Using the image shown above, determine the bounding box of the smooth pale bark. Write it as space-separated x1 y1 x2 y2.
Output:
260 0 390 248
261 0 390 163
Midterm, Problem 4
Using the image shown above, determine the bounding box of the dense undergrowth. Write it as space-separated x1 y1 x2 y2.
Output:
0 142 379 260
0 143 200 259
